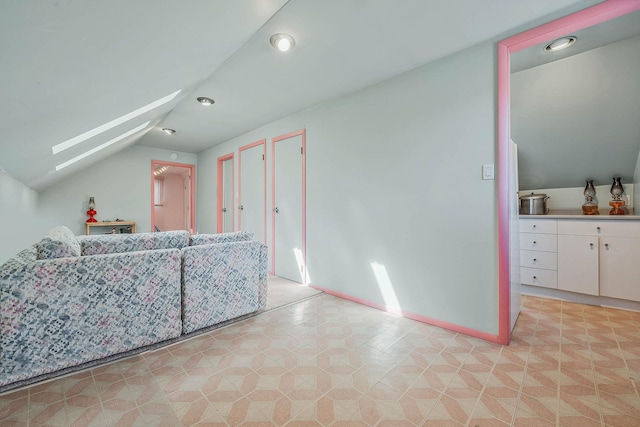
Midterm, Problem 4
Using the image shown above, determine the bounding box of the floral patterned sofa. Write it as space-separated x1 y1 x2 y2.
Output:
0 226 267 389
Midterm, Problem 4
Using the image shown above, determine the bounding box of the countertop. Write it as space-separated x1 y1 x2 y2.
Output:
520 208 640 220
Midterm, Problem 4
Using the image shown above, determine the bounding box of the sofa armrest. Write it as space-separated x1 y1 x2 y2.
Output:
181 240 267 333
0 249 182 387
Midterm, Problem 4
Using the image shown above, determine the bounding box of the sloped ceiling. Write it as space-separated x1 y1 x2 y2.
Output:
512 10 640 191
0 0 601 191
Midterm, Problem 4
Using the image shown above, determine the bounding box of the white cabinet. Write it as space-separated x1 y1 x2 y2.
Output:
557 235 598 295
556 220 640 302
519 219 557 289
600 237 640 302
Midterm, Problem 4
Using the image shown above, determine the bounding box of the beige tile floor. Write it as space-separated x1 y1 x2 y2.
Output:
264 276 323 311
1 294 639 426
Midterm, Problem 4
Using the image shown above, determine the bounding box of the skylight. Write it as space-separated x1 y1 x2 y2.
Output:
51 90 181 154
55 122 150 171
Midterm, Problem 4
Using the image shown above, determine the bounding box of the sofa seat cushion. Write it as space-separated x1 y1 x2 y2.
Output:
37 226 81 260
80 230 189 255
189 230 254 246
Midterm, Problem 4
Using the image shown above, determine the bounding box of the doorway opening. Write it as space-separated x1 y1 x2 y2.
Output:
496 0 640 345
151 160 195 234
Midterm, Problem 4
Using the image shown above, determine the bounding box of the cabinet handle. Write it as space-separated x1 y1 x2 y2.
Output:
597 226 601 232
532 225 537 229
533 276 537 280
533 241 537 245
589 243 594 248
604 243 609 249
533 258 537 262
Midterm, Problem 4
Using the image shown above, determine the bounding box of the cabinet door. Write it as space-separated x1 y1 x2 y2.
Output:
557 235 599 296
600 237 640 302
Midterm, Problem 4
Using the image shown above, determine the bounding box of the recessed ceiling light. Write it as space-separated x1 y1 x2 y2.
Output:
197 96 215 106
545 36 577 52
270 33 296 52
162 128 176 135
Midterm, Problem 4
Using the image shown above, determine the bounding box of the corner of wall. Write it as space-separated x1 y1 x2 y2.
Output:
0 172 54 264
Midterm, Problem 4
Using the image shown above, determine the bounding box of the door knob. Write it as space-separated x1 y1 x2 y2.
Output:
273 207 279 213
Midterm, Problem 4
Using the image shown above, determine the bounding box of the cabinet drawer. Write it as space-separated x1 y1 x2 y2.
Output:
520 250 557 270
558 220 640 237
520 267 557 289
519 219 557 234
519 233 557 252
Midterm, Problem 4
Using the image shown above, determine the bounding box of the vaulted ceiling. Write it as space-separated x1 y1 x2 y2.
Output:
1 0 602 191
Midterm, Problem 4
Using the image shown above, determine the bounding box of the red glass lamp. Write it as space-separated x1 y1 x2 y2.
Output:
86 197 97 223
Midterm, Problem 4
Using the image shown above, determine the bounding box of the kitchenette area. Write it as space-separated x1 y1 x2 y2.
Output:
509 10 640 313
518 183 640 312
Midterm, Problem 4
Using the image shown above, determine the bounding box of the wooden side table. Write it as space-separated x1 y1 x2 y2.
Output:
86 221 136 235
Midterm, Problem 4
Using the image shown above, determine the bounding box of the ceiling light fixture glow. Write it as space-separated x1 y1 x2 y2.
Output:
51 90 181 155
55 122 150 171
197 96 215 106
154 165 170 176
270 33 295 52
162 128 176 135
545 36 577 52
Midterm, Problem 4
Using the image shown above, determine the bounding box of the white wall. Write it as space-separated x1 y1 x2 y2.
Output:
0 172 57 264
39 146 196 236
198 42 500 335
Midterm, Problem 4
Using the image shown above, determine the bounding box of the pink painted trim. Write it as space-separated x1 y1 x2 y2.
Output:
503 0 640 52
496 0 640 345
216 153 234 233
271 129 307 281
497 42 511 346
310 285 500 344
151 160 196 234
238 139 267 244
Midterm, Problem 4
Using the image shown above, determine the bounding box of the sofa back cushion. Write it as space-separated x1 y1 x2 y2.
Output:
189 230 254 246
37 226 81 259
81 230 190 255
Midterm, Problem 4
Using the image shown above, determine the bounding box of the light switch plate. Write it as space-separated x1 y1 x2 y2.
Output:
482 164 494 180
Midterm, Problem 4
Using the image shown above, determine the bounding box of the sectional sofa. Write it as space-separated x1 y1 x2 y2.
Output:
0 226 267 389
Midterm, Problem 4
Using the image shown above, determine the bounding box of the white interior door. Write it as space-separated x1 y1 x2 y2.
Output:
239 143 266 244
222 158 234 233
273 132 305 283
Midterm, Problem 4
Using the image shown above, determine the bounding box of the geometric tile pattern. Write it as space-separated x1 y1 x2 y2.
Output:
1 294 639 426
